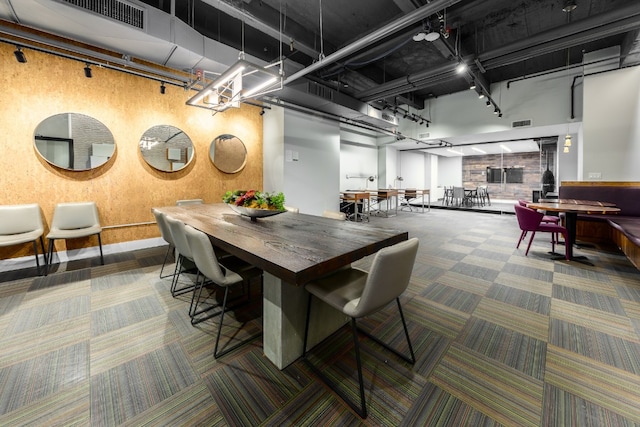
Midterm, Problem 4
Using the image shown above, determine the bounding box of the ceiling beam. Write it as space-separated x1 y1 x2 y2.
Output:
283 0 464 85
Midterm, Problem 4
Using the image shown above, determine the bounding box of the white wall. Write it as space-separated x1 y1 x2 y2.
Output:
397 68 583 143
340 143 378 191
438 156 463 188
263 106 285 193
282 109 341 215
398 151 427 189
582 66 640 181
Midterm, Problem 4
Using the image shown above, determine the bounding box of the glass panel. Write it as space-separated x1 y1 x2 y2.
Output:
139 125 195 172
34 112 115 171
209 134 247 174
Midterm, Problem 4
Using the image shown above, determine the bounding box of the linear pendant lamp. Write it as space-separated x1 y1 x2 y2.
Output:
186 56 282 113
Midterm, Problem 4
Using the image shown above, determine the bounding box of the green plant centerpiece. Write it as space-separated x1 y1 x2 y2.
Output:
223 190 286 221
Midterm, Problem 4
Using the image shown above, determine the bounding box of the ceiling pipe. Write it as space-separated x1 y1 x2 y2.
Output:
199 0 319 59
284 0 464 85
352 5 640 103
482 17 640 70
478 3 640 68
357 62 456 100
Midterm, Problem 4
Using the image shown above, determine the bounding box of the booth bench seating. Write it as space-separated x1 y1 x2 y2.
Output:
558 181 640 269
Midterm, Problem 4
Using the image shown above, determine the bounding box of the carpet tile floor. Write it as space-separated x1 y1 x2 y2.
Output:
0 208 639 426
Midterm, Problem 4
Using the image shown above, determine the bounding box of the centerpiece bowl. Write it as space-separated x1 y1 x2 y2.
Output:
227 204 286 222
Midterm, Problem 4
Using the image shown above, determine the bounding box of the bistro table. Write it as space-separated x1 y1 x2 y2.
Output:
153 203 408 369
526 202 620 265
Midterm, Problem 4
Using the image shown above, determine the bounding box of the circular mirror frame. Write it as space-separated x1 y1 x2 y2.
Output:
209 134 248 174
34 112 115 171
139 125 195 172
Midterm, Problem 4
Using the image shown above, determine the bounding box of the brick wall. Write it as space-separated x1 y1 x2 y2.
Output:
462 151 555 200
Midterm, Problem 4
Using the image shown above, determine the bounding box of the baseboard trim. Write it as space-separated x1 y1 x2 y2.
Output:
0 237 166 273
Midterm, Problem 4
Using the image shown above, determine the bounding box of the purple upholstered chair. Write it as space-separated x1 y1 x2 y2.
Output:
514 204 569 260
517 200 560 224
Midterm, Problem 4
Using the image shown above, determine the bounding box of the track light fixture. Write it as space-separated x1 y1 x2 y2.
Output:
486 100 491 107
498 112 503 118
84 63 92 78
478 92 485 99
14 46 26 63
160 82 166 94
259 108 265 116
493 108 499 114
469 80 476 90
562 0 577 12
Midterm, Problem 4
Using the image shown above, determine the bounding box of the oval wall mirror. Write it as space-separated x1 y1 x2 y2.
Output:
139 125 194 172
210 134 247 173
34 113 115 171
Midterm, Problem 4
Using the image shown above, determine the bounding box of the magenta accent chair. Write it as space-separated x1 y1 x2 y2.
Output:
514 204 569 260
517 200 560 224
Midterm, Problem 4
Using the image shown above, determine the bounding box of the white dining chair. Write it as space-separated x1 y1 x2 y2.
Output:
0 204 47 276
46 202 103 273
303 238 419 418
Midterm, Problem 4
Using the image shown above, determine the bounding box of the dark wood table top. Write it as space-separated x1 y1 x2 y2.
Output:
154 203 408 285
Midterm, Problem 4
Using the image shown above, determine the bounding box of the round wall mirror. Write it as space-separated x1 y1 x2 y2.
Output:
139 125 194 172
210 134 247 173
34 113 115 171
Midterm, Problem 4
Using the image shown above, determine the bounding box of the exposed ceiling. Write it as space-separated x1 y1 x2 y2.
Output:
2 0 640 154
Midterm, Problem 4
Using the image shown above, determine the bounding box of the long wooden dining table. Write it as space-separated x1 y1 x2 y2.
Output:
153 203 408 369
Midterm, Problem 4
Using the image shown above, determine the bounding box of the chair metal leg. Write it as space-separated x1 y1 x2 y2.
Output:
97 233 104 265
351 318 367 418
189 272 224 325
46 238 55 275
32 239 41 276
516 231 526 248
170 254 196 297
303 295 415 419
213 284 262 358
159 244 174 279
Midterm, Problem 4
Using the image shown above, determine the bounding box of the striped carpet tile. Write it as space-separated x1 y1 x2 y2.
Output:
421 282 481 313
0 315 90 369
544 345 640 424
550 299 639 342
204 349 308 426
549 319 640 374
0 342 89 415
90 315 182 376
5 295 89 335
494 271 553 297
121 382 225 427
434 271 493 296
430 343 543 427
553 284 625 313
260 382 360 426
303 337 425 425
457 317 547 380
91 342 199 425
91 295 166 336
543 383 638 427
401 381 502 427
0 380 90 426
404 296 470 340
485 283 551 314
472 297 549 342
